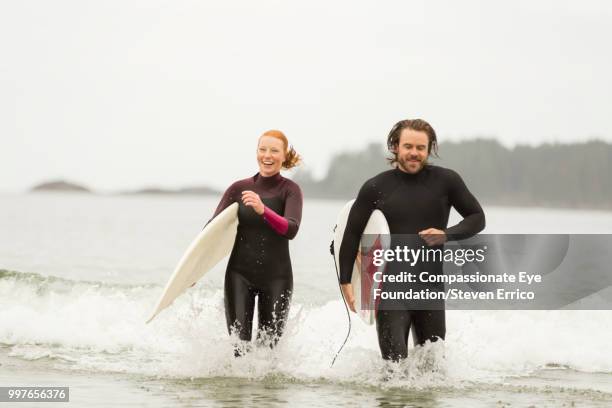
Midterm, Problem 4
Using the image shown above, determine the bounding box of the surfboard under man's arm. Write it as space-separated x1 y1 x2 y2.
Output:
338 178 379 284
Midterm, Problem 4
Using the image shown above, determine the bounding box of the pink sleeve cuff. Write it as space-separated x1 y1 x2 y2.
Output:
263 206 289 235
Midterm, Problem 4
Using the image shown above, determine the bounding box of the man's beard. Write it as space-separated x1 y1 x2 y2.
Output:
397 156 427 173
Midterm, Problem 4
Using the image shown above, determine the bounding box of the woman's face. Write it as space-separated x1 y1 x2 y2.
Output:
257 136 286 177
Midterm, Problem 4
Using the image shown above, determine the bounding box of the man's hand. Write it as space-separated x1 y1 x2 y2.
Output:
418 228 447 246
241 190 265 215
341 283 356 313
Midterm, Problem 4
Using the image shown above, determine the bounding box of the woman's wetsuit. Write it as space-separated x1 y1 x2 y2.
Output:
211 172 302 346
339 165 484 360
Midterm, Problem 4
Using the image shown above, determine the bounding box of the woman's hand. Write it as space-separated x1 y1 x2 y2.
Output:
241 190 265 215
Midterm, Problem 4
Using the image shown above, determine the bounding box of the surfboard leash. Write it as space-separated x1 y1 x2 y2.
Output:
329 237 352 368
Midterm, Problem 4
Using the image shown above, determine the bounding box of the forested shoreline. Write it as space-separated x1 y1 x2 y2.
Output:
294 139 612 209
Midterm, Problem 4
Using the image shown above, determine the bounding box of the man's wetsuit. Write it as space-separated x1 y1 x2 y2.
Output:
212 172 302 346
339 165 484 360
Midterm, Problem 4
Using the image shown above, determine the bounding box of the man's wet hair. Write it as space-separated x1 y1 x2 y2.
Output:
386 119 439 166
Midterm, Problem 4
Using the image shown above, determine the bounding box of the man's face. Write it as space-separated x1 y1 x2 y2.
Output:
395 128 429 174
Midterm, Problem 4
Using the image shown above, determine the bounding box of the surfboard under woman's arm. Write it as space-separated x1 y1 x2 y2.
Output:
204 182 240 228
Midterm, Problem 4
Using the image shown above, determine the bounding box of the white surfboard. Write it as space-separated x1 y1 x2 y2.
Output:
333 200 391 325
146 202 239 323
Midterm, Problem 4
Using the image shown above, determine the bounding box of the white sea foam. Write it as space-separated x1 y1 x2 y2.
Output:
2 270 612 390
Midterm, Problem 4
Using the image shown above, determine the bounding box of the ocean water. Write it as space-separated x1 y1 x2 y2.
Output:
1 193 612 407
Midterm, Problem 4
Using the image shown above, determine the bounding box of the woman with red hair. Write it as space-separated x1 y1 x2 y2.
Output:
210 130 303 354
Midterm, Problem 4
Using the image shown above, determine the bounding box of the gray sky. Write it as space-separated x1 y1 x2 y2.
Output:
1 0 611 192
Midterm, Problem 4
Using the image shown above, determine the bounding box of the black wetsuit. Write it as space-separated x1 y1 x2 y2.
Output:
339 165 485 360
212 173 302 347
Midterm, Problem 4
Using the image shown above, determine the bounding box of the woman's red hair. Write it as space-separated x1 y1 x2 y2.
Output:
260 130 301 169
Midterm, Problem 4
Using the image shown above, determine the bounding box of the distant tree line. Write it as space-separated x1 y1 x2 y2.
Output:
293 139 612 209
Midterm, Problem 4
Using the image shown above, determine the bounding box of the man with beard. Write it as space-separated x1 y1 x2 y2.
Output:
338 119 485 361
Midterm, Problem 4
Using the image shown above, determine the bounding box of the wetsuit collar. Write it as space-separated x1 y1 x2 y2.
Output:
255 172 283 187
393 165 429 180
